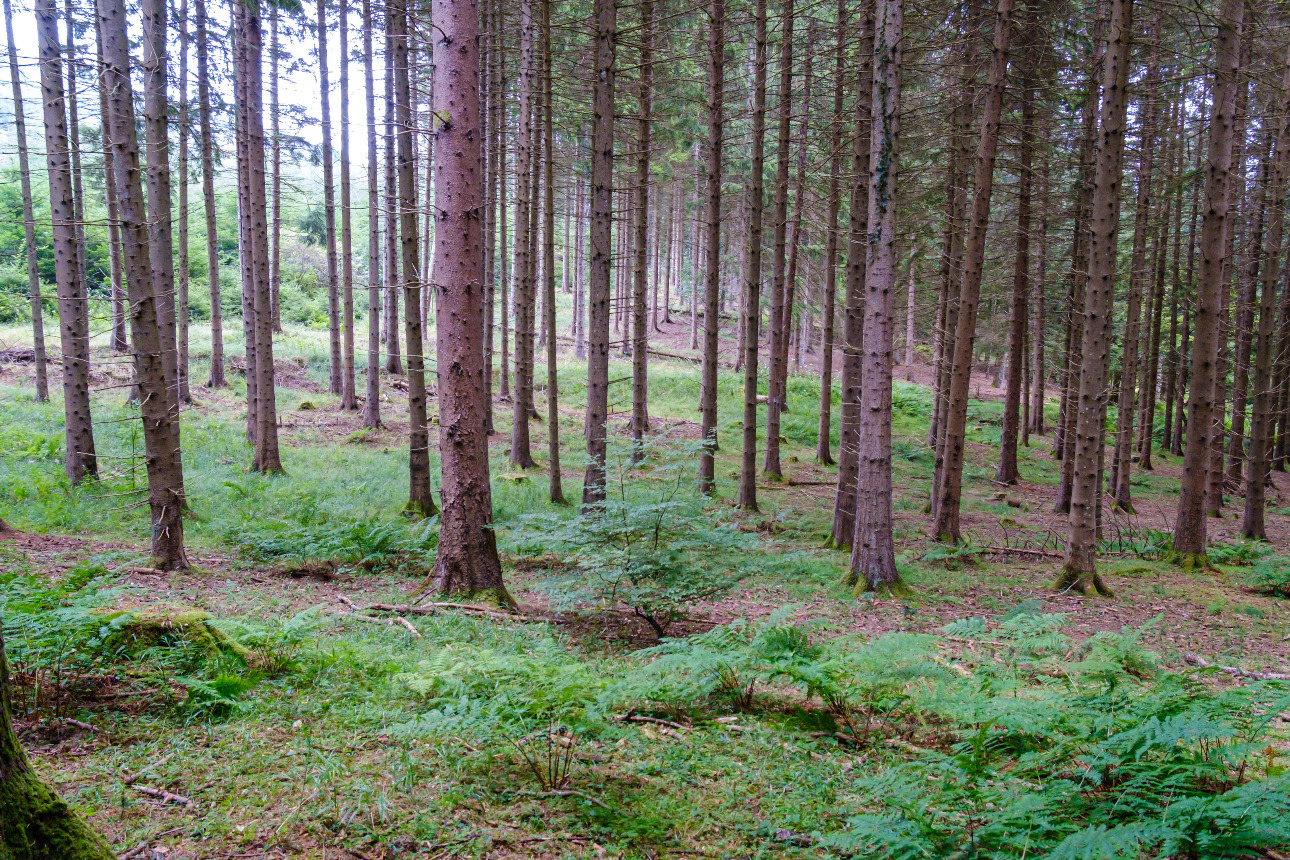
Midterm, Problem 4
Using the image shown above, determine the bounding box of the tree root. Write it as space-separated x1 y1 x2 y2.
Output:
1050 566 1114 597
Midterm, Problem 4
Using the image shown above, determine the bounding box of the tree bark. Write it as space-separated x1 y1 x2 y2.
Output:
738 0 768 511
996 77 1034 485
697 0 724 495
175 0 192 403
428 0 514 606
383 33 402 375
99 0 187 569
318 0 342 395
510 0 537 468
4 0 48 403
1055 0 1132 596
338 0 357 409
816 0 844 468
581 0 615 507
848 0 906 596
391 0 438 518
629 0 654 461
0 623 115 860
931 0 1015 544
828 0 873 550
762 0 795 481
39 0 96 485
1172 0 1242 564
362 0 382 429
541 0 563 503
195 0 223 388
1243 52 1290 540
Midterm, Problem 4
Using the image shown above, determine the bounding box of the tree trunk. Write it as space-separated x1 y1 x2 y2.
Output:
428 0 513 606
697 0 724 494
269 1 281 333
762 0 795 481
391 0 438 518
383 36 402 375
362 0 381 429
931 0 1015 544
0 623 115 860
1054 0 1132 596
40 0 96 485
174 0 192 403
581 0 615 507
99 0 187 569
195 0 223 388
1109 25 1158 513
541 0 563 503
96 13 127 359
236 0 281 474
816 0 845 467
996 77 1034 485
63 0 90 396
1244 54 1290 540
849 0 906 596
828 0 874 550
1028 155 1049 437
510 0 537 468
3 0 48 403
1172 0 1242 564
738 0 768 511
318 0 342 396
338 0 357 410
630 0 654 461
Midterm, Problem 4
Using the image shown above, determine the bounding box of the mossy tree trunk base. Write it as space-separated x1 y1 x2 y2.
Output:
1051 566 1114 597
853 575 912 599
0 769 115 860
1166 551 1216 573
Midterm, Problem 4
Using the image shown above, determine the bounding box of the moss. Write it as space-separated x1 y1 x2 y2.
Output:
98 604 249 660
0 768 115 860
1051 566 1114 598
854 575 912 599
1165 551 1217 573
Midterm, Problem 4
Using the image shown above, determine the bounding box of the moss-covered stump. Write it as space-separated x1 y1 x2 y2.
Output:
99 603 249 660
1051 566 1114 597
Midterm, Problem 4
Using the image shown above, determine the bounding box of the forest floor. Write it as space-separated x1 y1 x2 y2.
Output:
1 314 1288 859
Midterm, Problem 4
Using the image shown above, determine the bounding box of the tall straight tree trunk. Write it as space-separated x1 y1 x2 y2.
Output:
510 0 537 467
142 0 184 468
1109 27 1157 513
237 0 281 473
63 0 90 380
1244 53 1290 540
697 0 724 494
384 34 402 375
391 0 438 517
931 0 1015 544
828 0 874 550
196 0 223 387
738 0 768 511
1172 0 1242 565
1138 100 1178 469
1056 0 1132 596
581 0 615 507
849 0 906 595
762 0 794 480
996 77 1034 484
269 2 281 331
233 5 258 442
175 0 192 403
1227 130 1269 489
362 0 381 429
541 0 563 502
98 0 187 568
816 0 845 467
629 0 654 460
4 0 48 403
93 14 127 356
779 23 814 408
574 170 586 358
428 0 513 605
1028 156 1049 436
319 0 342 396
40 0 96 484
338 0 357 409
481 0 498 434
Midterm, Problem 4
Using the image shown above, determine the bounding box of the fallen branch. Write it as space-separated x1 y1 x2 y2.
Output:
1184 653 1290 681
391 615 422 638
518 788 610 809
120 753 174 785
616 713 690 732
979 546 1065 558
118 827 185 859
63 717 100 733
130 784 195 807
365 600 543 622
